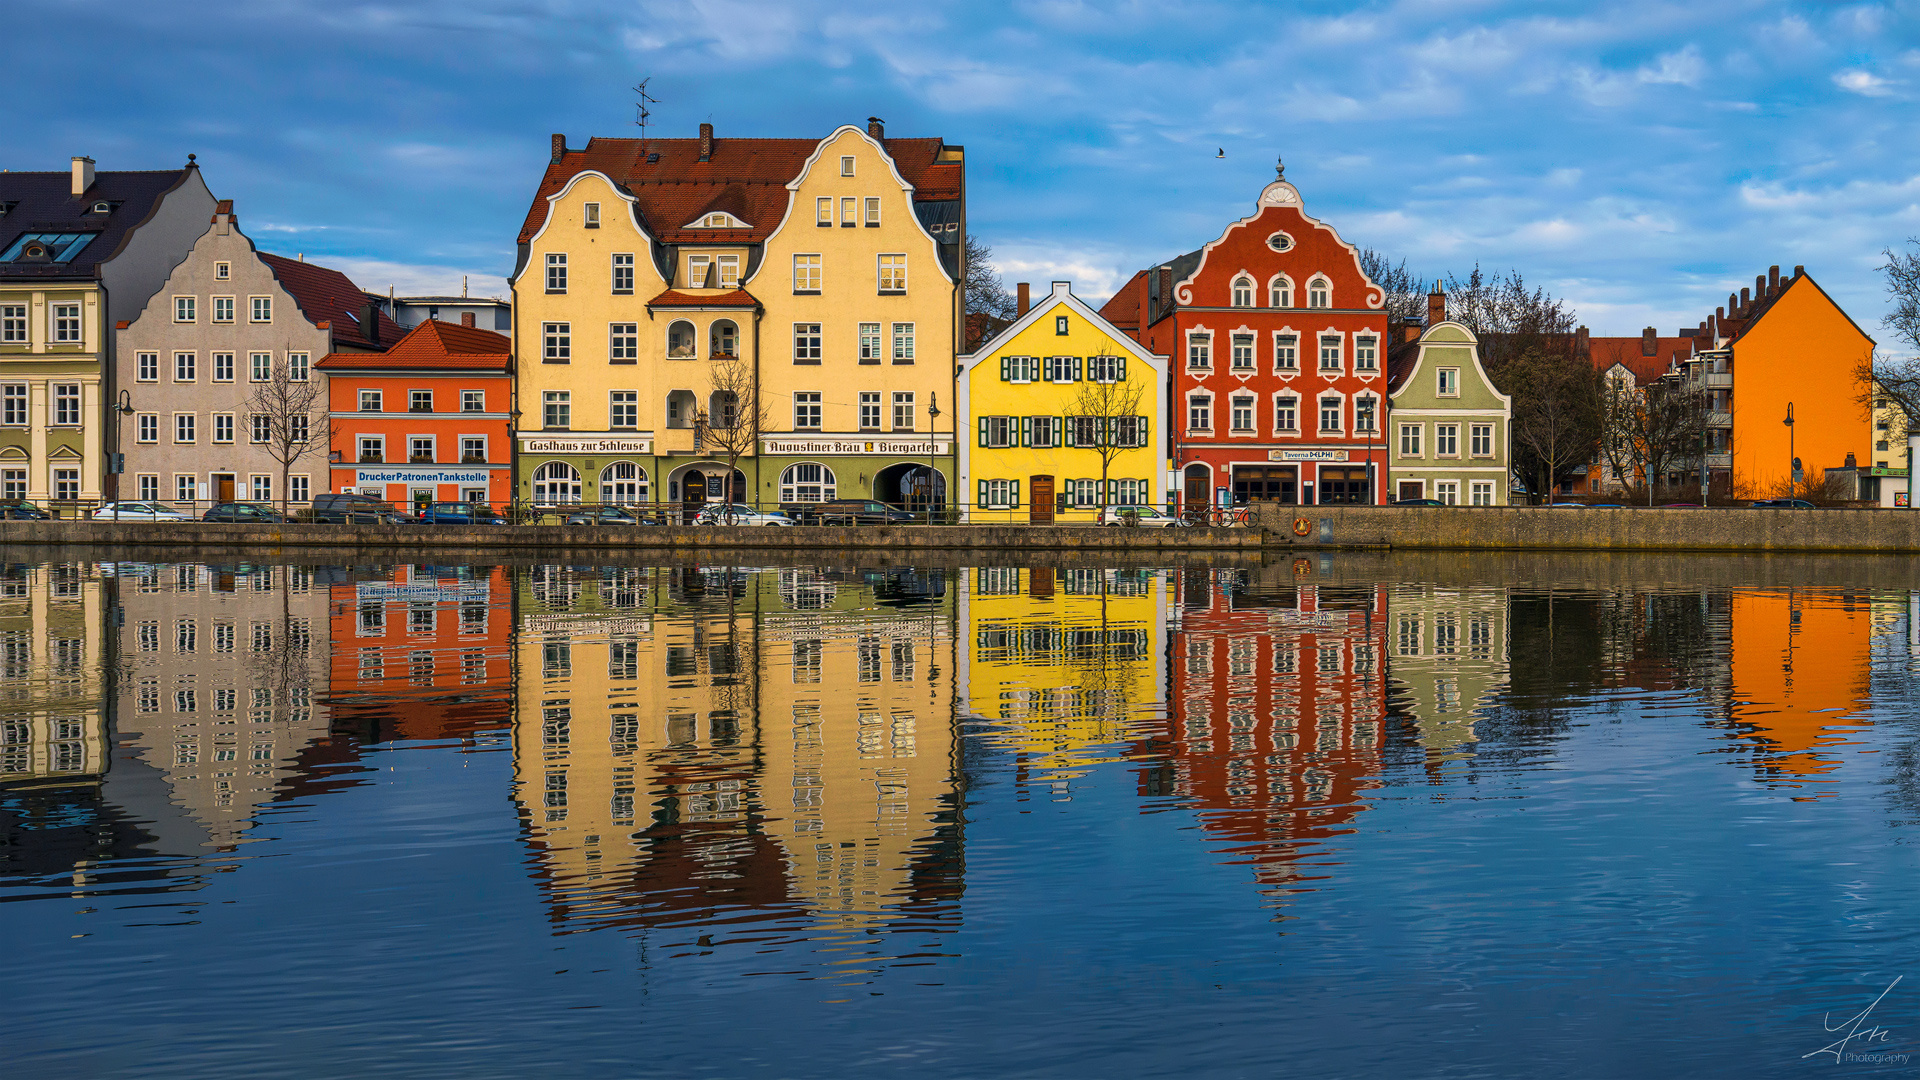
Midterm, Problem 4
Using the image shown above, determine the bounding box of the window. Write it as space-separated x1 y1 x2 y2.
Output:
610 391 638 429
816 197 833 225
859 322 882 364
840 197 857 226
978 479 1018 509
1030 415 1058 448
212 296 234 323
607 322 637 364
583 201 600 227
137 413 158 442
1188 332 1211 369
289 415 309 444
359 390 382 412
1319 335 1342 372
212 352 233 382
545 253 567 293
52 305 81 342
176 475 195 502
794 392 822 429
252 475 272 501
686 254 709 287
249 352 270 382
174 296 196 322
1355 396 1377 433
213 413 234 444
543 322 570 363
1232 277 1253 306
1231 334 1254 370
1437 368 1459 396
0 470 21 500
137 474 159 500
840 156 855 176
1470 481 1495 506
859 392 881 430
250 296 272 322
461 436 487 462
543 391 570 429
1270 277 1292 307
0 306 22 342
1356 335 1378 372
53 469 77 502
1274 334 1298 372
288 352 309 381
1399 423 1422 456
892 392 914 430
1471 423 1494 457
358 435 384 462
781 462 835 502
1435 480 1459 505
1090 354 1124 382
462 390 485 413
533 461 582 504
1308 277 1330 307
600 461 647 503
407 390 431 413
1275 396 1298 432
892 322 914 363
1435 423 1459 457
1188 395 1211 431
291 475 310 504
1319 396 1342 433
665 319 696 360
864 197 881 226
175 351 195 381
409 436 434 462
717 256 739 288
611 253 634 294
176 414 196 443
879 254 907 293
53 384 78 426
793 254 822 292
793 323 822 364
2 385 25 426
1231 396 1254 432
251 414 269 443
978 416 1013 448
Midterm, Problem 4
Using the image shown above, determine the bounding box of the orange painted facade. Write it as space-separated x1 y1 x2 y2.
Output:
1724 276 1875 495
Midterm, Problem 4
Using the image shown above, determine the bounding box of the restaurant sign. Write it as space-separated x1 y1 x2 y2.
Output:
1268 449 1350 462
518 436 653 454
762 438 949 455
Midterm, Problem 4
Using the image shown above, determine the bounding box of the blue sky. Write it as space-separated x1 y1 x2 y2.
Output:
10 0 1917 342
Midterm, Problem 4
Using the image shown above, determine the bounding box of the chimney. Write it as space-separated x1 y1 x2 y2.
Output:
867 116 885 140
1846 452 1858 469
214 198 233 236
1641 327 1658 356
361 301 381 344
1159 265 1173 313
1739 287 1750 310
1017 282 1030 317
70 156 95 197
1768 265 1781 294
1427 279 1446 326
696 123 713 161
1146 267 1159 322
550 134 566 163
1756 274 1767 300
1576 326 1590 359
1793 264 1805 279
461 312 476 328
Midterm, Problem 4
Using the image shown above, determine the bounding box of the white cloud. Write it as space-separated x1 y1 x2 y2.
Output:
1834 69 1895 96
1638 45 1705 87
321 257 511 301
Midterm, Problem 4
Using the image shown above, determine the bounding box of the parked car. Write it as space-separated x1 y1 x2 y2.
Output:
693 503 794 526
204 503 286 524
1098 504 1186 527
790 499 919 526
417 502 508 525
0 500 50 520
563 506 652 526
311 492 409 525
1660 502 1703 508
1750 498 1817 509
1391 498 1448 507
91 501 194 522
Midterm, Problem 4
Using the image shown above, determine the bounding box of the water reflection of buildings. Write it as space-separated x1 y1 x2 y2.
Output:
1158 567 1388 896
959 566 1169 782
1726 589 1874 785
0 563 106 786
508 565 962 940
325 564 513 743
1384 584 1510 763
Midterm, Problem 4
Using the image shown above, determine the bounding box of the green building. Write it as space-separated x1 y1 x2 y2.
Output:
1385 315 1511 505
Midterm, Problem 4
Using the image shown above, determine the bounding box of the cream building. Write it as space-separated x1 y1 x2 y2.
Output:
1384 583 1509 759
0 563 107 786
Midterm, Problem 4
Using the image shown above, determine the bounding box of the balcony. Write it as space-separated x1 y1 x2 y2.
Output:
1706 453 1732 468
1704 373 1733 389
1706 411 1732 428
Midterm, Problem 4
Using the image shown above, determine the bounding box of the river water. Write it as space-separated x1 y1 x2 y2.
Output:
6 553 1920 1077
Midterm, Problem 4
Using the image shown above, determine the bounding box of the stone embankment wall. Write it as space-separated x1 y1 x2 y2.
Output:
1253 504 1920 554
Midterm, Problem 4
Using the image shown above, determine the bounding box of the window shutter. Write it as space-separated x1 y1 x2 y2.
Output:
979 417 989 446
1139 478 1150 501
1000 356 1009 381
1097 417 1109 446
1071 356 1083 381
1064 419 1076 447
1041 355 1054 381
1117 355 1127 381
1137 416 1149 447
978 480 988 508
1011 479 1020 506
1021 416 1032 447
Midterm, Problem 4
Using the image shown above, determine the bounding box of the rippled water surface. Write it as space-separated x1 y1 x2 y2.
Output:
9 553 1920 1077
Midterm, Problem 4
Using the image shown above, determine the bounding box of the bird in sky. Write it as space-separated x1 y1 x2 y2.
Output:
1216 148 1225 158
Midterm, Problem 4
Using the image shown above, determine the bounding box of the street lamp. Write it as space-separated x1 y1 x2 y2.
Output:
1784 402 1799 493
925 391 941 524
112 389 133 511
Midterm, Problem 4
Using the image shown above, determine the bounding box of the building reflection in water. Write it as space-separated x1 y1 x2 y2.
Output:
0 563 106 787
507 564 963 952
325 564 513 744
1725 589 1875 789
1384 583 1510 767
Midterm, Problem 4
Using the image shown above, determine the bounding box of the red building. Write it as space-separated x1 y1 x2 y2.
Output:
1103 161 1389 509
315 318 513 509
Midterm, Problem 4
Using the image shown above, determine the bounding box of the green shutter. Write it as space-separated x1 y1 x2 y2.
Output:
1041 356 1054 381
1137 415 1149 447
1000 356 1009 380
978 417 989 446
1117 355 1127 381
1021 416 1032 447
1011 479 1020 507
1064 419 1076 447
978 479 988 508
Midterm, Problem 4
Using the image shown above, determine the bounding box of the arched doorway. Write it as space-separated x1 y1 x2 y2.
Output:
533 461 582 505
875 462 945 512
600 462 648 505
779 462 836 504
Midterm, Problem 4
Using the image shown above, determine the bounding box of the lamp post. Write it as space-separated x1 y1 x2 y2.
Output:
113 389 133 514
925 392 941 525
1784 402 1798 494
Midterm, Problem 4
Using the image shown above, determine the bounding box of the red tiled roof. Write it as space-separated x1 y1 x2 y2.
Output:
315 318 509 371
1589 336 1695 386
1099 270 1147 334
258 252 405 348
517 133 962 245
646 288 759 309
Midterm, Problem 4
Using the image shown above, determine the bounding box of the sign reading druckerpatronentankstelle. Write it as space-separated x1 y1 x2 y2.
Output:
762 438 949 455
354 469 492 485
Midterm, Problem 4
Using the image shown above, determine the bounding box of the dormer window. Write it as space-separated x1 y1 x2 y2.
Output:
215 262 230 281
693 212 748 228
91 202 111 214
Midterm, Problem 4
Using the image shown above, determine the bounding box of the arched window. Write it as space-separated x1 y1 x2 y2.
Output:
780 462 836 503
1231 276 1254 307
666 320 697 359
710 320 738 358
1308 277 1331 308
1270 275 1293 308
600 461 648 504
532 461 582 504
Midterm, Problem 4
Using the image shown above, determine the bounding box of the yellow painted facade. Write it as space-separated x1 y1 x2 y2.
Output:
957 283 1169 522
0 563 107 785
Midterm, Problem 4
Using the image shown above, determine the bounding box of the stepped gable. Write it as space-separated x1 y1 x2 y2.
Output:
518 131 961 246
258 252 404 346
318 318 509 371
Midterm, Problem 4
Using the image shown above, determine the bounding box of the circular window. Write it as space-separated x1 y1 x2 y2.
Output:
1267 232 1294 252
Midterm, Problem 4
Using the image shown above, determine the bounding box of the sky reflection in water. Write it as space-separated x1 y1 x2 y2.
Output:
5 555 1920 1078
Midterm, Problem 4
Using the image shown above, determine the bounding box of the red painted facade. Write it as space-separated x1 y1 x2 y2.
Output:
324 564 513 743
1104 170 1389 508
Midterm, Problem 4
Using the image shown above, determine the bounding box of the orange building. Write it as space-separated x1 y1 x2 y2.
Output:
315 318 513 509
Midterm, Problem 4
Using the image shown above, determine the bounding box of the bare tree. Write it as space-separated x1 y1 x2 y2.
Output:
1356 248 1427 324
965 235 1017 351
243 357 332 515
1504 348 1602 501
1442 265 1581 371
1857 241 1920 453
1067 353 1147 515
702 351 771 521
1599 373 1708 500
1885 239 1920 355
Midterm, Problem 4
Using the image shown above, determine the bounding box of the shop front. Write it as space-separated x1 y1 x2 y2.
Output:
757 436 953 513
1184 446 1381 510
336 465 504 511
516 435 656 509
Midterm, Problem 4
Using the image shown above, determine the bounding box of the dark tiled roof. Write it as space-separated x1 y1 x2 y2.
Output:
0 167 197 280
258 252 404 347
1589 336 1694 385
518 133 962 245
316 319 508 372
645 288 758 309
1099 270 1146 332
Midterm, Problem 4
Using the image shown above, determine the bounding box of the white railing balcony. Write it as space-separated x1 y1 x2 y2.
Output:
1704 373 1733 389
1706 411 1732 428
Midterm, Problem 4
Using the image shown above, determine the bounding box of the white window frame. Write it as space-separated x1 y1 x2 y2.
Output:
1353 393 1380 435
1355 335 1378 372
212 412 234 444
1274 394 1299 435
249 296 272 323
1435 423 1460 458
878 254 907 293
1308 276 1331 308
859 392 882 430
816 197 833 225
1186 329 1212 370
793 253 822 292
1269 275 1293 308
288 352 310 382
1229 394 1256 434
173 296 196 323
1273 332 1298 373
52 384 80 426
609 390 639 430
1318 333 1343 374
175 413 197 444
212 351 234 383
136 413 159 443
611 253 634 294
543 322 571 362
542 391 571 430
211 296 235 323
609 322 638 363
859 322 883 364
137 352 159 382
174 351 196 382
52 304 81 343
462 390 486 413
1470 481 1495 506
892 392 914 431
1230 333 1255 370
1435 480 1459 506
545 253 567 293
359 389 382 413
249 352 271 382
864 197 881 226
1317 392 1345 434
1437 367 1460 397
891 322 914 363
840 156 855 177
793 322 822 363
1471 423 1495 457
1 306 26 343
1187 393 1213 433
1231 276 1254 307
794 392 822 429
1399 423 1423 457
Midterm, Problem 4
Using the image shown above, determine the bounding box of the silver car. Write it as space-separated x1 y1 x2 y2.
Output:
91 501 196 522
693 503 794 527
1098 504 1187 527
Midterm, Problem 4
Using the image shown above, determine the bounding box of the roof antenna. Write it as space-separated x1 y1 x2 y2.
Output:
462 275 468 298
633 77 659 148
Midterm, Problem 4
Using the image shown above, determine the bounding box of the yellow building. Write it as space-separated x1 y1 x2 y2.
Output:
510 120 966 516
957 282 1170 522
0 563 107 786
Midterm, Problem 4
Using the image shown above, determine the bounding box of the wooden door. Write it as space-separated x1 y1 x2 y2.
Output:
1029 475 1054 524
1183 465 1210 522
214 474 235 502
1398 481 1424 502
